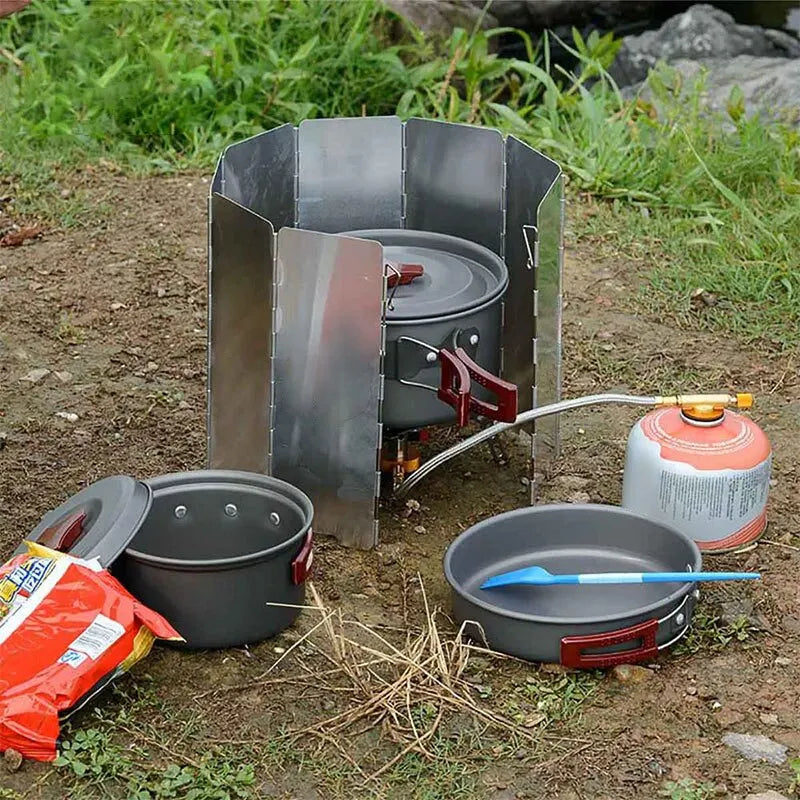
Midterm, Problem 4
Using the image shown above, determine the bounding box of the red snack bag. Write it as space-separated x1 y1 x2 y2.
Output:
0 542 181 761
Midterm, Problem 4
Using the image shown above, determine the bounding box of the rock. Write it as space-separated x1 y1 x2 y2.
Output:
413 525 427 535
3 748 22 772
611 664 653 683
657 56 800 125
20 367 50 383
405 499 420 512
745 792 791 800
566 491 591 504
719 599 768 630
383 0 496 35
55 411 79 423
760 713 780 727
610 5 800 88
553 474 590 492
783 616 800 635
716 708 745 728
145 361 158 372
378 544 402 566
54 370 73 383
722 733 787 765
775 657 791 667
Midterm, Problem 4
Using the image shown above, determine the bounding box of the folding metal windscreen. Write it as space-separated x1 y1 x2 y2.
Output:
209 116 563 549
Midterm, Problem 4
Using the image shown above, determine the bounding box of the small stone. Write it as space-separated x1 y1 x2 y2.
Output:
686 686 698 696
110 301 126 311
156 287 166 298
566 491 591 504
713 784 727 796
540 663 571 674
553 475 590 491
54 370 73 383
60 188 72 199
463 471 472 479
611 664 653 683
722 732 787 765
697 686 716 700
769 479 778 488
3 748 22 772
514 748 528 760
716 708 745 727
577 427 585 435
55 411 79 423
405 499 420 512
145 361 158 372
745 792 791 800
273 646 286 654
775 657 791 666
760 713 779 726
520 476 530 486
413 525 426 535
712 701 722 710
782 616 800 635
20 367 50 383
378 544 401 567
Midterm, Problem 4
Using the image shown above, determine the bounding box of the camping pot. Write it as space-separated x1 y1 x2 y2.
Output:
343 229 517 432
444 504 701 667
22 470 314 650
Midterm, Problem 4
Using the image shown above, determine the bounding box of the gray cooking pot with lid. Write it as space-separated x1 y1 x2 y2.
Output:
344 228 514 431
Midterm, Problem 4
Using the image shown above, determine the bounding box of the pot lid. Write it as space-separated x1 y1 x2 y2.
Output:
18 475 152 568
342 229 508 321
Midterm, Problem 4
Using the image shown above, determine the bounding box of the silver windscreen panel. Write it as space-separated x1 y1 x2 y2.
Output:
532 174 564 483
208 193 274 473
221 124 296 231
297 116 403 233
271 227 385 549
404 118 504 255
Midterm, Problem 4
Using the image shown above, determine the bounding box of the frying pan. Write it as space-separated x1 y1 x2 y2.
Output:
443 504 702 668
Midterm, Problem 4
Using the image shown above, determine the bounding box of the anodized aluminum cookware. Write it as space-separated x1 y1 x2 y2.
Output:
444 504 701 668
343 229 517 432
22 470 314 650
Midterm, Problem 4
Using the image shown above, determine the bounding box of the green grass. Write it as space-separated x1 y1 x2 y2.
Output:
673 607 755 656
1 3 798 338
659 777 717 800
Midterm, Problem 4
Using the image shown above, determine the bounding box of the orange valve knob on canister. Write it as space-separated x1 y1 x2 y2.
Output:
622 392 771 553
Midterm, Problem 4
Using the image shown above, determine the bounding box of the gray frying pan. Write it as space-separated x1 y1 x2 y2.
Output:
443 504 702 667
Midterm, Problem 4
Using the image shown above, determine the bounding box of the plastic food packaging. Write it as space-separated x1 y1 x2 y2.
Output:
0 542 181 762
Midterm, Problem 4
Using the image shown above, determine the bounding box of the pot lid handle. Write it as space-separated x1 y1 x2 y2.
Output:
386 262 424 288
37 510 88 552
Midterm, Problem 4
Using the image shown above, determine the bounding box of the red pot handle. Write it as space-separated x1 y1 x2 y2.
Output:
291 529 314 585
436 349 471 427
37 510 87 552
560 618 659 669
386 263 424 288
454 347 517 423
436 348 517 427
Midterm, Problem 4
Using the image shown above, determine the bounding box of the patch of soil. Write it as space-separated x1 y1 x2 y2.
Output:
0 175 797 799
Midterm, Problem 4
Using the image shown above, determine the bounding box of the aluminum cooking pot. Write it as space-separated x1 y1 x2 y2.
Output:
22 470 314 650
343 229 517 432
444 504 702 668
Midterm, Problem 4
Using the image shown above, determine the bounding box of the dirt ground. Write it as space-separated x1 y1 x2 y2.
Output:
0 170 798 800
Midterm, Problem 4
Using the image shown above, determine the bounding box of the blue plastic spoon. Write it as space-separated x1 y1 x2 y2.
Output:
480 566 761 590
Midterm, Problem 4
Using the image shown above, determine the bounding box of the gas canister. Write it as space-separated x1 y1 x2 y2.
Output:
622 394 771 553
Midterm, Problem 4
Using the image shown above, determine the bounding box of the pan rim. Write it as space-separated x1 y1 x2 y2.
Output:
442 503 702 626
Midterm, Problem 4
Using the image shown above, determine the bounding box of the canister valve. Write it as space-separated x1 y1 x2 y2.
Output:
654 393 753 421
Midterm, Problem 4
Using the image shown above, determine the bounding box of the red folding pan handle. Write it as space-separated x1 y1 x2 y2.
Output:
386 263 424 288
37 510 87 552
560 619 659 669
437 349 471 427
291 529 314 585
454 347 517 423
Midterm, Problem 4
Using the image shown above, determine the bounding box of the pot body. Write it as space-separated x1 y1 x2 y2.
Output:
383 299 503 430
115 471 314 650
444 504 700 666
622 408 772 553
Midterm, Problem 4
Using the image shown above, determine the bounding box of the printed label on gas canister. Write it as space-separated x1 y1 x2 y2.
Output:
657 459 771 522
